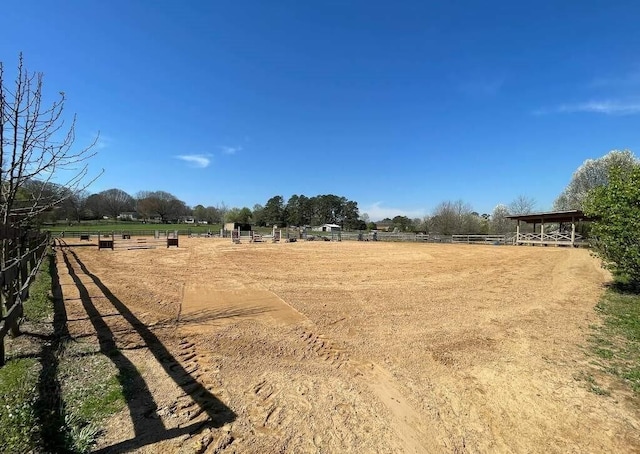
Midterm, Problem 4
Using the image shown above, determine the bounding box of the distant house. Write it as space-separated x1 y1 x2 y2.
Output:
375 220 393 232
181 216 195 224
117 212 137 221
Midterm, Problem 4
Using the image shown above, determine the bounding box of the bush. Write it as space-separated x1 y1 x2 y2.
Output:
584 165 640 288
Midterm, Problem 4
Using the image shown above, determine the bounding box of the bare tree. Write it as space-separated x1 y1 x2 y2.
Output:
61 189 90 223
430 200 476 235
85 193 107 220
490 204 513 234
508 195 536 215
99 188 134 219
217 201 229 226
136 190 186 223
1 54 100 229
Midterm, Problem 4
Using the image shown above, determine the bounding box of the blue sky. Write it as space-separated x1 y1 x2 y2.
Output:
3 1 639 220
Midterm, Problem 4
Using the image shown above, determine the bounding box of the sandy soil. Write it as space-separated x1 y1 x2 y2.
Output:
54 238 640 453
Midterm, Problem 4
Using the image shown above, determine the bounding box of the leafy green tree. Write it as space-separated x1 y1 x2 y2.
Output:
226 207 253 224
392 215 412 232
193 204 207 222
252 204 266 226
284 195 299 226
285 194 314 226
584 164 640 287
341 200 361 230
263 195 285 226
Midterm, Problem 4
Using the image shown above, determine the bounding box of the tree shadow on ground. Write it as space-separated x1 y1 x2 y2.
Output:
30 252 72 451
605 280 640 295
59 246 237 453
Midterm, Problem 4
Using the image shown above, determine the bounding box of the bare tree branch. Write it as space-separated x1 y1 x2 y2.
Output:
1 53 102 229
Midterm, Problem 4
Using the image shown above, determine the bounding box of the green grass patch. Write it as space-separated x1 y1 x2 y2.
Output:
0 358 41 453
23 251 55 322
588 284 640 395
60 348 127 423
47 221 220 234
55 344 127 453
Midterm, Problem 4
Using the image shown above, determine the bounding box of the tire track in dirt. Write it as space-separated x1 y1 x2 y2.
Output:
171 338 231 423
294 326 445 452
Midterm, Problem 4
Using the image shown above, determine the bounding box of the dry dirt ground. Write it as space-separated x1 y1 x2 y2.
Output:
54 238 640 453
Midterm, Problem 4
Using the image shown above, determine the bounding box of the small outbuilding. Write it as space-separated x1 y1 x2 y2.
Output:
224 222 253 233
313 223 341 232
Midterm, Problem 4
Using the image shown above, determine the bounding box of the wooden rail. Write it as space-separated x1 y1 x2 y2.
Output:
452 234 507 244
516 231 584 246
0 233 50 366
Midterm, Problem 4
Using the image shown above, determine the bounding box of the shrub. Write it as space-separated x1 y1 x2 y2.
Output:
584 165 640 288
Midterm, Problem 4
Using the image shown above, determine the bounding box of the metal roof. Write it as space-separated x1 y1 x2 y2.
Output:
505 210 596 223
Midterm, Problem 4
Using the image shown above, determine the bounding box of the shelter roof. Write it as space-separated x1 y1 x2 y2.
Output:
505 210 596 223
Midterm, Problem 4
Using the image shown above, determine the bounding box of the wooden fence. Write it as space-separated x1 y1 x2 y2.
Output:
452 234 507 244
0 233 50 366
339 232 453 242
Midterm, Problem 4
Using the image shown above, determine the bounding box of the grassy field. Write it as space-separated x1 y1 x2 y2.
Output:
46 222 303 237
46 222 221 235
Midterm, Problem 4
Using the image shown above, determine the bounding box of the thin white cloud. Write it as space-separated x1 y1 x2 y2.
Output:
175 154 211 168
560 101 640 115
362 202 426 222
220 145 242 155
534 100 640 116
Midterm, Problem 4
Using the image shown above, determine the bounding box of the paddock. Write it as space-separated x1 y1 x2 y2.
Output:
55 238 639 453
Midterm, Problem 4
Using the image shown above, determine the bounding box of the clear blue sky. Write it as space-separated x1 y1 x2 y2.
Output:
3 1 639 220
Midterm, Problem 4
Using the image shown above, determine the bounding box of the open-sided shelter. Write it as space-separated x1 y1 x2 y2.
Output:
506 210 595 247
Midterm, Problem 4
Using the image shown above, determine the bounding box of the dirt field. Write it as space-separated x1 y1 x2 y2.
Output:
55 238 640 453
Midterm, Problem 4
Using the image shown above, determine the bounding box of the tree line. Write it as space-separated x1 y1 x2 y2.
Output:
43 189 367 229
38 184 541 236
